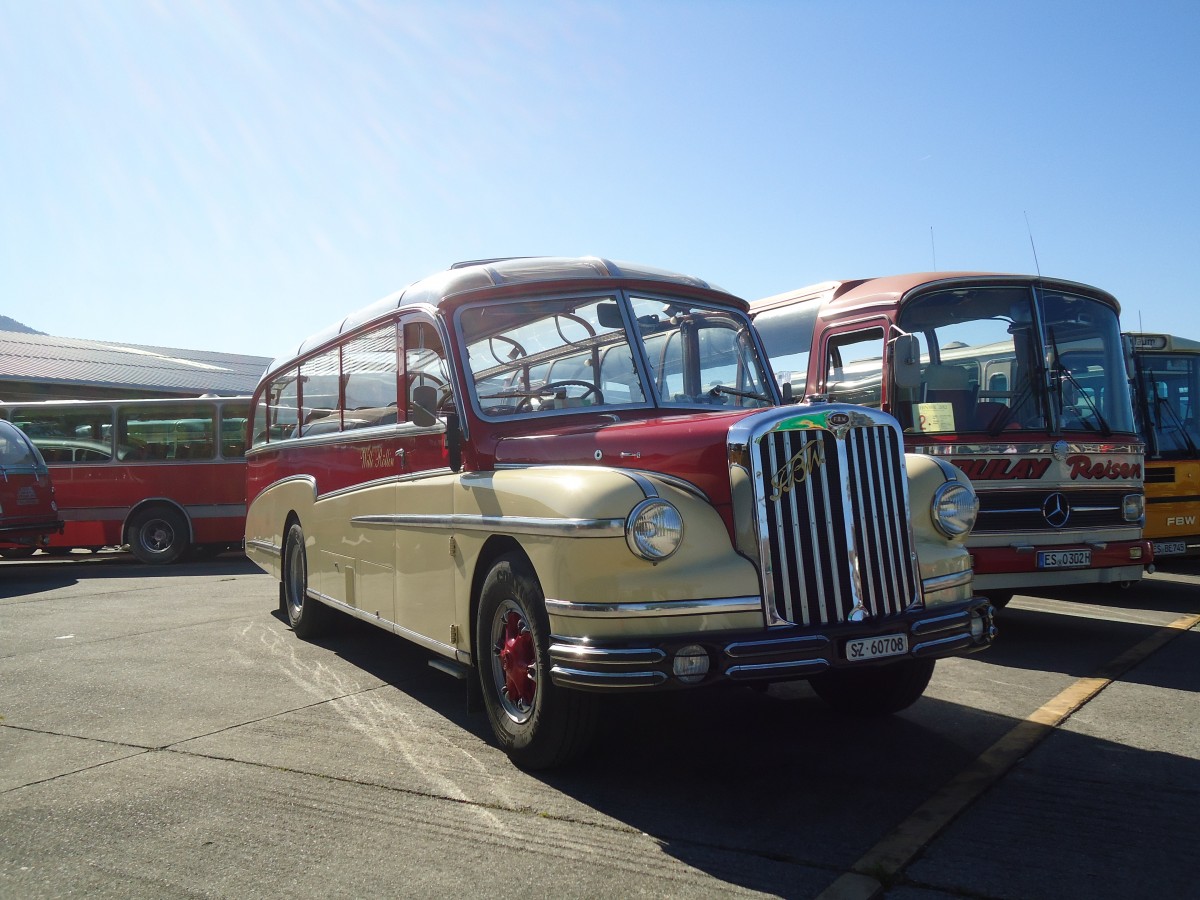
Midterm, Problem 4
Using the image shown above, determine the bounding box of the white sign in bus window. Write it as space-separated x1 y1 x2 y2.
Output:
915 402 955 432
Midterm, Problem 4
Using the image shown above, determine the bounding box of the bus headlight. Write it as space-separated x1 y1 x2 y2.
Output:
1122 493 1144 522
932 482 979 538
626 499 684 561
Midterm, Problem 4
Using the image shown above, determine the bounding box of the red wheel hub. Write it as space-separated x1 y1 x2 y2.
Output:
497 609 536 708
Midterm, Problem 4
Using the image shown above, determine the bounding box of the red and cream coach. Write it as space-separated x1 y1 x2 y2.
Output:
752 273 1149 607
244 257 994 768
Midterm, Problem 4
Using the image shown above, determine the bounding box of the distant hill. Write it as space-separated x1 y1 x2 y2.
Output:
0 315 44 335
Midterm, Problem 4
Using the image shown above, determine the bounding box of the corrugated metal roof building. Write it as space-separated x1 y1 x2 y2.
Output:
0 331 270 402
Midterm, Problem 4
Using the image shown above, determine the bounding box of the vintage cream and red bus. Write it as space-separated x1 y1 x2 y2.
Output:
0 418 63 558
0 397 251 563
752 273 1148 606
1126 332 1200 559
244 256 994 768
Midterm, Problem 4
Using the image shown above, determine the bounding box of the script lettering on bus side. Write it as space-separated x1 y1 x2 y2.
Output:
1066 455 1142 480
359 445 394 470
769 441 825 502
950 458 1052 481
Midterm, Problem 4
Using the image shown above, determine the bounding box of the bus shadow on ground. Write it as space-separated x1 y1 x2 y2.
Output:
262 599 1200 898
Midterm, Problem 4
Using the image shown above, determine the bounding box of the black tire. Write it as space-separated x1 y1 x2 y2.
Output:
46 547 73 557
127 507 189 565
983 591 1013 609
283 522 330 639
476 552 597 770
809 658 936 716
0 546 36 559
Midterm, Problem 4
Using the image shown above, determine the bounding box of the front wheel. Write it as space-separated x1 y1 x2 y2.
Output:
809 658 936 716
476 552 597 770
128 507 189 565
283 522 330 639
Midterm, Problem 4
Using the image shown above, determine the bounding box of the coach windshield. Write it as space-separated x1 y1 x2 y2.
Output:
459 294 774 418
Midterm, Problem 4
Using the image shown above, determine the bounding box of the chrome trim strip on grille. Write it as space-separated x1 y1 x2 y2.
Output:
916 441 1143 456
911 632 973 656
545 595 762 619
921 568 974 593
727 659 830 678
350 513 624 537
549 667 668 688
549 644 667 665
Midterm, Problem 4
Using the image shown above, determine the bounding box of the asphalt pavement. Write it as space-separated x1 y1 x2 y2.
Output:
1 552 1197 899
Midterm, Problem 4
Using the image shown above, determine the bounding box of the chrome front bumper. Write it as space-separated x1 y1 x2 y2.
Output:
547 596 996 691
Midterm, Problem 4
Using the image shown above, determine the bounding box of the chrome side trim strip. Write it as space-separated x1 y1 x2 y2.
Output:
245 538 280 557
350 513 624 537
306 589 468 665
921 568 975 593
544 595 763 619
916 441 1143 456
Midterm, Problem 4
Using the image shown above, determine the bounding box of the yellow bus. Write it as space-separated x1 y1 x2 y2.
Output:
1127 332 1200 559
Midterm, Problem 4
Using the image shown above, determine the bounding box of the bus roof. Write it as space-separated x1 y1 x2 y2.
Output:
751 272 1121 318
1126 332 1200 354
273 256 740 371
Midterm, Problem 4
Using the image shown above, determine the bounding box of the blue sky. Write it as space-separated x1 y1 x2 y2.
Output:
2 1 1198 361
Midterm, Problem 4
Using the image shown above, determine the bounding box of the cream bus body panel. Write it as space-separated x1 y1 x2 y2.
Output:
451 468 765 643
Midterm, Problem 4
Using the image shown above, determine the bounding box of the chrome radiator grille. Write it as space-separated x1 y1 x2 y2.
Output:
754 422 919 627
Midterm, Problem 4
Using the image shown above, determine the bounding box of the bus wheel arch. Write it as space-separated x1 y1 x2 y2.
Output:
282 516 330 639
125 501 191 565
473 542 597 769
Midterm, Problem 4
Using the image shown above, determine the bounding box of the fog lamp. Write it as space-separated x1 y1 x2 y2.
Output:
970 610 985 640
672 644 710 683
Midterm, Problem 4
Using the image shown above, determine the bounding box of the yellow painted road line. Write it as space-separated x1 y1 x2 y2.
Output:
817 611 1200 900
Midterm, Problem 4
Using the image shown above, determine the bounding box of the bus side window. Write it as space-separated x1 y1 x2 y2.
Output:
343 323 399 430
404 322 453 421
824 328 885 408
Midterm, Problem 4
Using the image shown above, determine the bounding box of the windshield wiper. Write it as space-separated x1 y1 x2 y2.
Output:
708 384 771 402
1047 326 1111 436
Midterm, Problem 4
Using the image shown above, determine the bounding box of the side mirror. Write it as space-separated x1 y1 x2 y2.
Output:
410 385 438 428
891 334 922 389
596 302 624 329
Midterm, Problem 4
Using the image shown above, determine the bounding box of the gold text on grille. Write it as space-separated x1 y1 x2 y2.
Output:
769 440 825 501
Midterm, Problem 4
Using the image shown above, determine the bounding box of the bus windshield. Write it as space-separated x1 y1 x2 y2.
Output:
459 294 774 417
893 285 1134 436
1135 350 1200 458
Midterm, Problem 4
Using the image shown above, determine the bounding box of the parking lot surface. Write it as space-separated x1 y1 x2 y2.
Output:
2 553 1198 899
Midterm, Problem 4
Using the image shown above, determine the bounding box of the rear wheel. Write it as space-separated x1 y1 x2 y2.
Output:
128 507 189 565
283 522 330 639
809 658 936 715
476 552 597 770
0 546 36 559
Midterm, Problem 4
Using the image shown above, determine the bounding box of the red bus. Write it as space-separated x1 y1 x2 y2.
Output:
752 273 1148 606
0 397 251 563
0 418 63 558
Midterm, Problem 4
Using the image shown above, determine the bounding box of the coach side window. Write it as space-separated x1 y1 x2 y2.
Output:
342 323 399 430
404 321 453 422
298 348 341 437
259 370 299 444
824 328 885 408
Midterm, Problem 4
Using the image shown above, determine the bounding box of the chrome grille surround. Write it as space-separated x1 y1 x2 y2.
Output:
729 404 922 629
